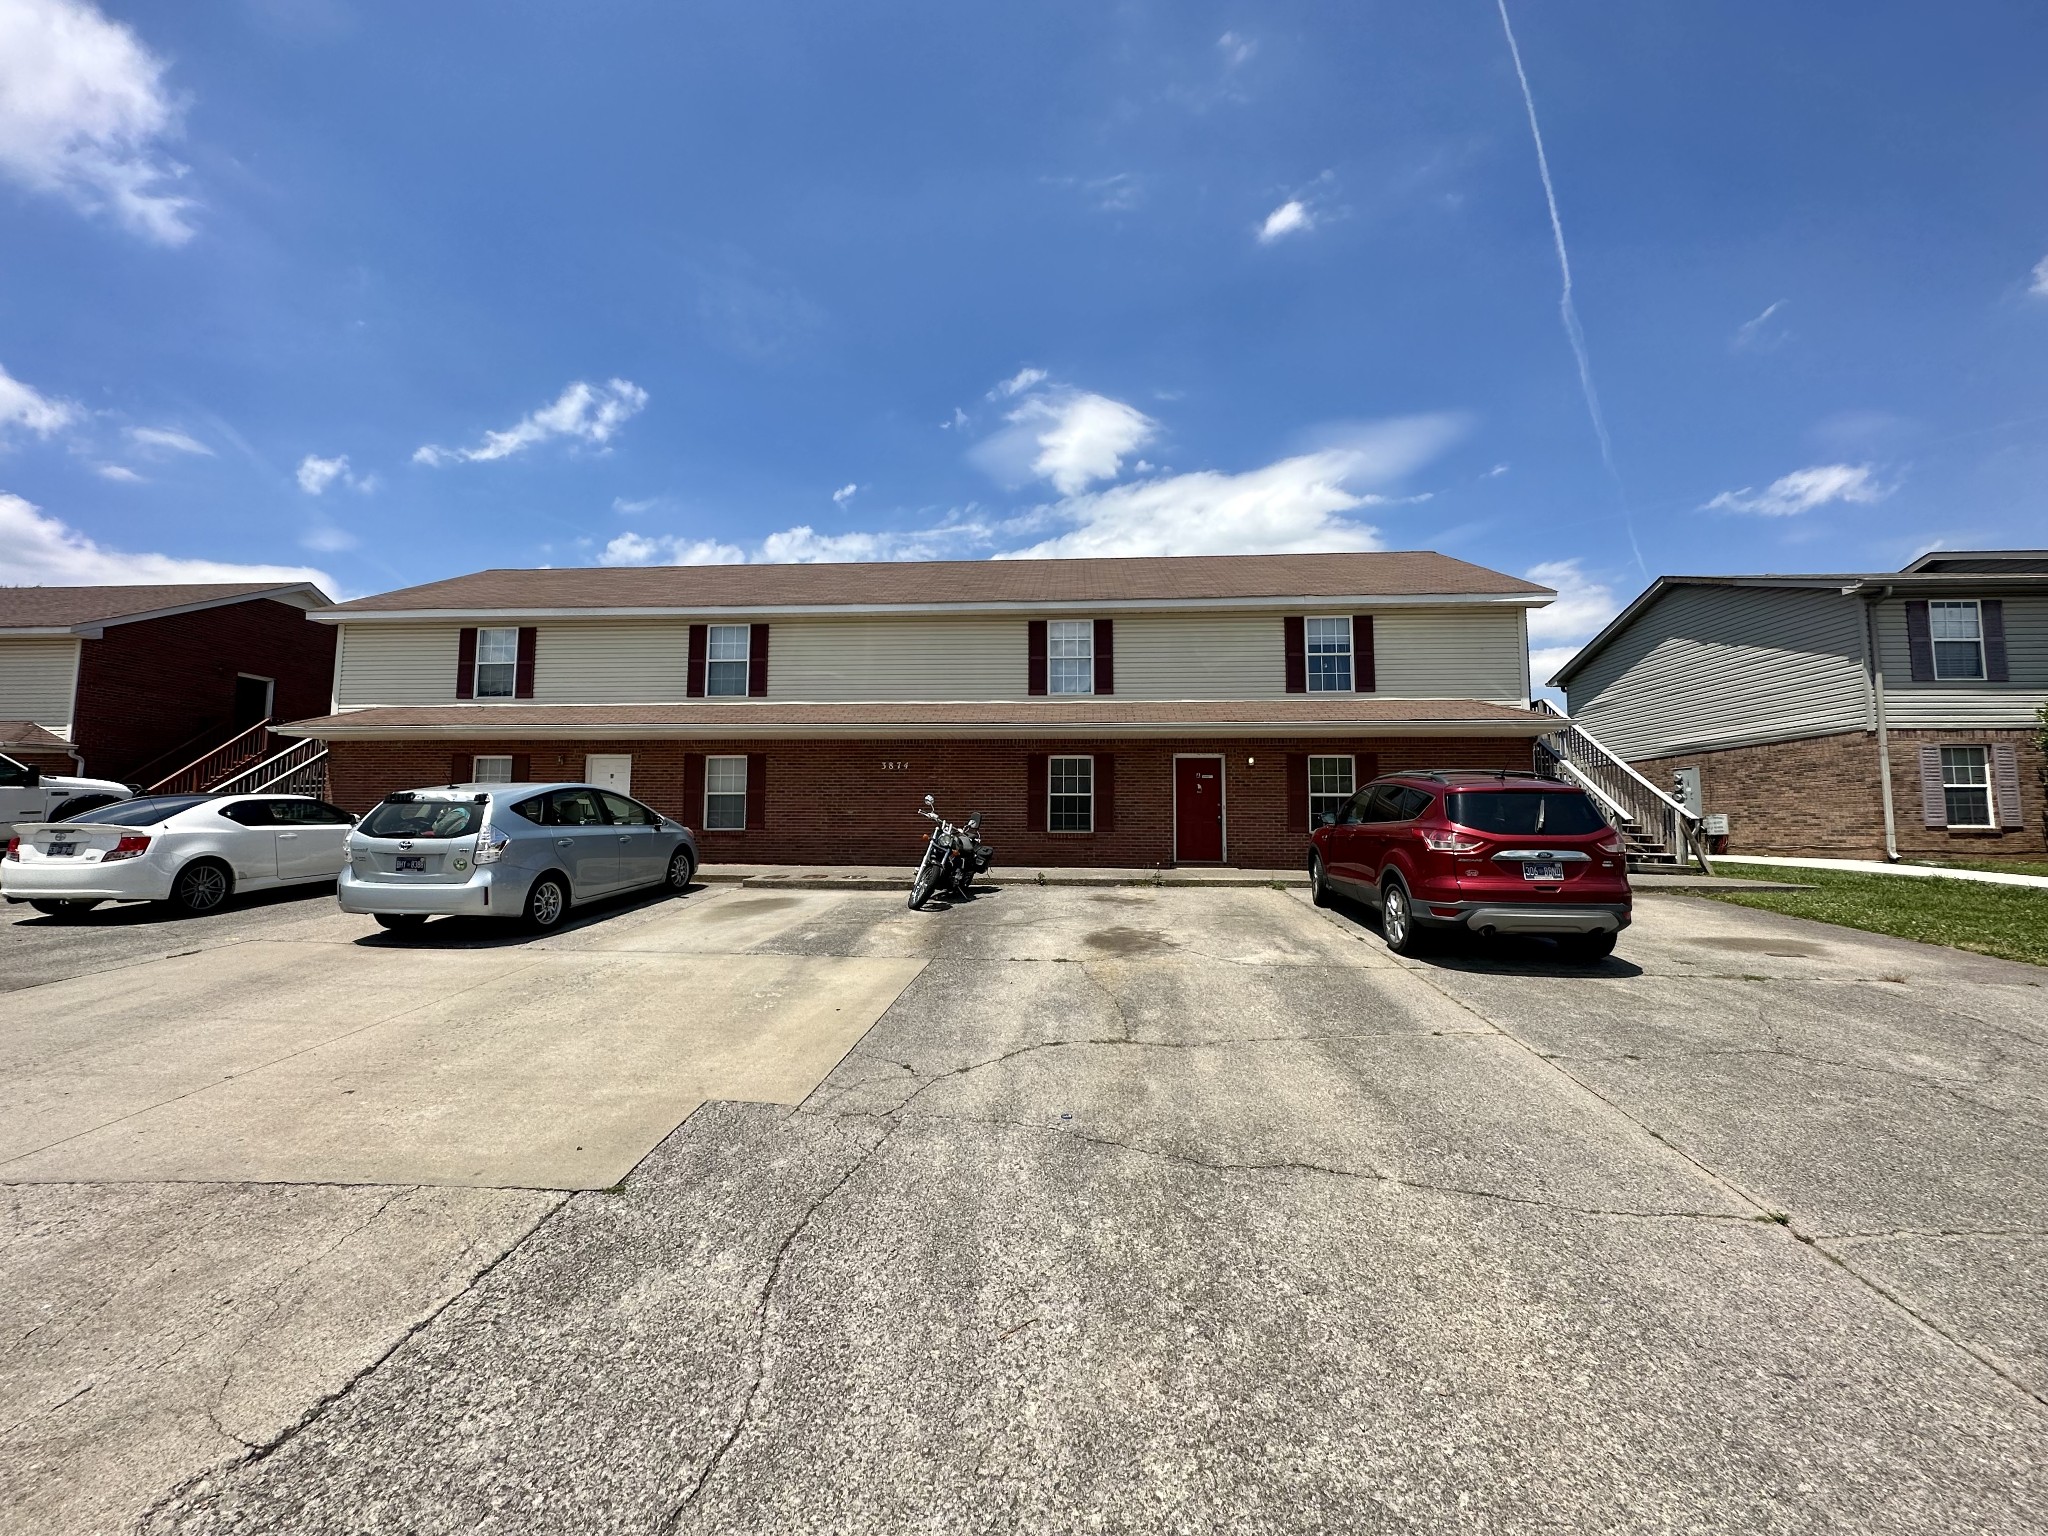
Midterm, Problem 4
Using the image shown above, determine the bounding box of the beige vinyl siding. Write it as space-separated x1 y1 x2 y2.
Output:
1565 586 1869 760
533 621 693 703
1372 607 1527 702
769 617 1025 700
0 637 81 735
1875 594 2048 729
334 624 462 708
1115 613 1285 699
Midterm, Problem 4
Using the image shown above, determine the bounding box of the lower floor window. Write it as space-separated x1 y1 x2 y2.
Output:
705 755 748 830
471 755 513 784
1308 755 1355 829
1941 746 1992 828
1049 755 1093 833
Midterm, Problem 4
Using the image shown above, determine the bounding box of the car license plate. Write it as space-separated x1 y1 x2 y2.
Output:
1523 861 1565 882
47 841 76 858
396 855 425 873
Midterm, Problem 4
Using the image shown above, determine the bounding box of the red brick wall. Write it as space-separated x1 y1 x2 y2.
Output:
327 734 1537 868
1633 728 2046 861
73 600 337 782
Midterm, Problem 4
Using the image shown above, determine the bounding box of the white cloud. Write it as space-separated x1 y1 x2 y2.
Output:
989 367 1048 399
1522 559 1618 644
1530 645 1584 686
1257 200 1314 244
0 491 330 587
2031 255 2048 298
127 425 210 455
600 518 992 569
971 378 1159 496
1705 463 1889 517
1732 299 1788 352
94 463 141 482
1218 31 1256 68
414 378 648 466
296 452 348 494
300 523 357 553
612 495 666 515
1483 462 1510 478
0 360 78 441
0 0 195 244
832 482 858 504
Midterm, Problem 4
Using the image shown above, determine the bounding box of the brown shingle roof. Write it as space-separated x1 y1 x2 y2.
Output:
0 582 328 631
0 720 75 751
328 552 1550 615
283 698 1554 739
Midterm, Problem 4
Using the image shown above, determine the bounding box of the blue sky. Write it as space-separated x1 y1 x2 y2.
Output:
1 0 2045 674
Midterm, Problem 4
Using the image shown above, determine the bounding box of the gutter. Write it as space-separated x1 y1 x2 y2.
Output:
1855 584 1901 862
276 717 1557 743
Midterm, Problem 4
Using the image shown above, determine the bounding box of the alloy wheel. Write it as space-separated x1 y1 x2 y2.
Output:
177 864 228 914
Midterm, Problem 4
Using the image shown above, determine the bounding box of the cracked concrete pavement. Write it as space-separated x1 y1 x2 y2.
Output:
6 878 2048 1532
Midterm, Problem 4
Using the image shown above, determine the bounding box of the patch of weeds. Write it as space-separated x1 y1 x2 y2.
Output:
602 1180 629 1196
1706 863 2048 969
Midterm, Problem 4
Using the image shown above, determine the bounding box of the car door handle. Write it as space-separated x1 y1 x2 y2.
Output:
557 838 573 847
278 831 297 839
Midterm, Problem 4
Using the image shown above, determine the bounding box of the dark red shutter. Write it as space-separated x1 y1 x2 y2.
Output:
451 752 469 784
1357 750 1379 787
514 626 538 699
1982 600 2009 683
455 627 478 700
746 753 767 828
1283 616 1306 694
1027 621 1048 697
687 624 708 698
1095 753 1114 832
682 753 705 828
1353 615 1376 693
1286 753 1308 832
749 624 770 697
1093 619 1114 696
1026 753 1047 831
510 753 531 781
1904 601 1934 682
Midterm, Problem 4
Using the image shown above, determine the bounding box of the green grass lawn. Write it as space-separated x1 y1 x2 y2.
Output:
1908 857 2048 879
1706 862 2048 970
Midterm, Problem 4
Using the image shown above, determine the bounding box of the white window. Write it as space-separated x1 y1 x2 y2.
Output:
705 754 748 829
1049 755 1093 832
471 755 514 784
1941 746 1993 828
1049 621 1094 695
1930 601 1985 680
1308 755 1355 829
475 627 518 698
707 624 751 696
1305 617 1353 692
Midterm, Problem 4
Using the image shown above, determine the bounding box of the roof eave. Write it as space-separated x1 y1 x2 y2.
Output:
281 715 1555 741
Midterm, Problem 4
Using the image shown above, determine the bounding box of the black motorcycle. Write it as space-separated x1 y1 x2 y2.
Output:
908 794 994 910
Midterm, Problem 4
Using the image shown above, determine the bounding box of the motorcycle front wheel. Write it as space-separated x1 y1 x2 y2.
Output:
908 856 938 910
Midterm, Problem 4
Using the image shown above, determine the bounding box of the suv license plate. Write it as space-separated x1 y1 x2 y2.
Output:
1522 861 1565 882
47 841 76 858
396 855 425 873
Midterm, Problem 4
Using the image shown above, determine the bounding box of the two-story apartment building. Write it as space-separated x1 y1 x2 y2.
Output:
280 552 1558 867
0 582 335 782
1552 551 2047 861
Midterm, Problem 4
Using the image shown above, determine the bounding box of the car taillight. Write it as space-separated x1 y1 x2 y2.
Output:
1596 831 1624 855
104 835 151 862
1418 829 1485 853
4 836 17 861
474 831 510 865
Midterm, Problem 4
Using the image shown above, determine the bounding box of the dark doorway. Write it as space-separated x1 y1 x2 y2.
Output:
233 674 274 729
1173 755 1226 862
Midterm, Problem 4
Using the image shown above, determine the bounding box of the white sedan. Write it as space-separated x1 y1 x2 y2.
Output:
3 793 356 919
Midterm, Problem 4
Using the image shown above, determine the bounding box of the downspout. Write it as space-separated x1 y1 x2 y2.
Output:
1860 585 1900 862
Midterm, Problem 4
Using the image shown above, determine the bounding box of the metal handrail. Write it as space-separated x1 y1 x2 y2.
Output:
208 739 324 796
1530 700 1713 871
145 718 273 794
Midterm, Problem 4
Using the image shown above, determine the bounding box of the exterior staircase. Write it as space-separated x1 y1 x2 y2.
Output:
1530 702 1713 875
143 721 330 800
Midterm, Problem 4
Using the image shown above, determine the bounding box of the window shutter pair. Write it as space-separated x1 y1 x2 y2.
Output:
679 751 768 828
1024 621 1114 696
1906 599 2009 683
1281 615 1375 693
452 626 537 699
685 624 771 697
1920 742 2027 828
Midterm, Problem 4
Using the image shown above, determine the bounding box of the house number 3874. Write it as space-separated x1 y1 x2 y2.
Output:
880 760 910 771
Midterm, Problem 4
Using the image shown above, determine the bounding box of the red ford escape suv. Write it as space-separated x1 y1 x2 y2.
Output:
1307 770 1631 960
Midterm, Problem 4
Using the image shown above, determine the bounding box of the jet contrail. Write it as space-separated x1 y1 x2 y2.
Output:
1495 0 1644 574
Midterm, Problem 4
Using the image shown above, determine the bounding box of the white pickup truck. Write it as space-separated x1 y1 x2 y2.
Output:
0 753 132 829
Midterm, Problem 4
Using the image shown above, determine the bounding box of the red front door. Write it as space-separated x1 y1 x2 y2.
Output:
1174 756 1225 862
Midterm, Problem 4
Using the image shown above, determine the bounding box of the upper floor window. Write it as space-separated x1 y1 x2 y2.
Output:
1305 617 1353 692
1930 601 1985 680
1048 621 1094 694
706 624 751 696
475 627 519 698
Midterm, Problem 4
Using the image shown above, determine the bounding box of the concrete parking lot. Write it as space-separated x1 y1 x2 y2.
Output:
4 878 2046 1533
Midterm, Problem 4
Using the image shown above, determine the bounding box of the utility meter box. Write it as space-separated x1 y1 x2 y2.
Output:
1701 813 1730 837
1671 767 1704 817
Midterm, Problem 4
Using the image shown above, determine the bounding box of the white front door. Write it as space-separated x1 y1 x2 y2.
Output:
584 754 632 794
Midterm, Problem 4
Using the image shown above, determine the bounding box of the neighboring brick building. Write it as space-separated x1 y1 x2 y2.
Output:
1553 551 2048 862
285 552 1561 868
0 582 335 783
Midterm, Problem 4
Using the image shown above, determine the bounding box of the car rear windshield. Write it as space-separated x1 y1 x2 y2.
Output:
1445 790 1607 836
358 798 484 839
64 795 209 825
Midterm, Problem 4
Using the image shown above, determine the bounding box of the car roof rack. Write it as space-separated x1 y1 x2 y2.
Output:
1383 769 1560 785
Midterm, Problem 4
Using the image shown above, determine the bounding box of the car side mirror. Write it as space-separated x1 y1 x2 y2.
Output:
1317 811 1336 828
24 768 41 787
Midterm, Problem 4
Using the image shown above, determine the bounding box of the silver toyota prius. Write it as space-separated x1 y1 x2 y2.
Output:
338 781 699 932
